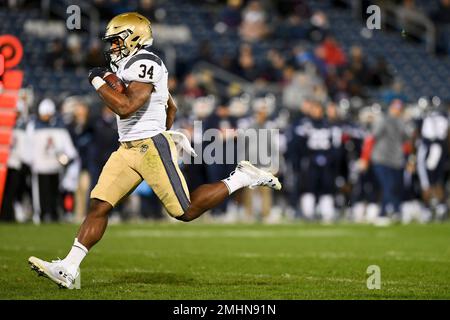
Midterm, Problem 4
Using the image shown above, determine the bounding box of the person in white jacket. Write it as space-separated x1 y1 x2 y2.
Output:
24 99 78 223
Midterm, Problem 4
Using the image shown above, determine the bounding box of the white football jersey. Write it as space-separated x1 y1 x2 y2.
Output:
115 47 169 142
421 112 448 141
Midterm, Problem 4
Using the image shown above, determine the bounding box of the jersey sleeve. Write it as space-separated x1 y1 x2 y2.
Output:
122 55 164 84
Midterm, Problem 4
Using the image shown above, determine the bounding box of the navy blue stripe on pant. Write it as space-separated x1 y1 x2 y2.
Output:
151 133 191 212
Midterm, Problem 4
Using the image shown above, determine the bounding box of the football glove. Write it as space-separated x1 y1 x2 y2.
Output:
88 67 109 83
166 130 198 158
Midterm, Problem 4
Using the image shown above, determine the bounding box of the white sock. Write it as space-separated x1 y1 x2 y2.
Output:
319 195 335 222
222 171 250 194
301 193 315 219
61 238 88 275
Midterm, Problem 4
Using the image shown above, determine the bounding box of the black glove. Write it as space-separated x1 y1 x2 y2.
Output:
88 67 109 83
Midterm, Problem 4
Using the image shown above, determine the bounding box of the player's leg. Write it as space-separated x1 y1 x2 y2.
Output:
177 181 230 221
76 199 113 249
29 148 142 288
28 198 113 288
140 133 281 222
178 161 281 222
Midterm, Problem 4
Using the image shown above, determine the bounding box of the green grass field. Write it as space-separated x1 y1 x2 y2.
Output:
1 222 449 299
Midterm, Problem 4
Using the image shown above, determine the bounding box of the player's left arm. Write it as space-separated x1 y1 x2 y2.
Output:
166 93 177 130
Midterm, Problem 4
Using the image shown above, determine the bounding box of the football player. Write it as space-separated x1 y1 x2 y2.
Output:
416 102 449 221
28 12 281 289
296 100 341 222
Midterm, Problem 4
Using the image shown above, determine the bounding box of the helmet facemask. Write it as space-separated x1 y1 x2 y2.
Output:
103 30 132 72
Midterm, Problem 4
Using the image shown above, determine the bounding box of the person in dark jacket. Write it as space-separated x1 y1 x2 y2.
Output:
87 106 119 191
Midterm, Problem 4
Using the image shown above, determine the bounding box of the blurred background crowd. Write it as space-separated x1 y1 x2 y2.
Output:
1 0 450 225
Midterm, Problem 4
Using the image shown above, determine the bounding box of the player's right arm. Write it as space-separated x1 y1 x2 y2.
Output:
88 67 153 119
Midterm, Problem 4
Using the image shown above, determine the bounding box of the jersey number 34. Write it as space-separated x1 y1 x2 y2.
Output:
139 64 154 79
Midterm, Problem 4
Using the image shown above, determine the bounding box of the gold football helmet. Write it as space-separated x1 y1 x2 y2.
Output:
103 12 153 70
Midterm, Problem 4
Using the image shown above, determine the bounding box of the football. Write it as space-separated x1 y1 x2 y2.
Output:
103 72 126 93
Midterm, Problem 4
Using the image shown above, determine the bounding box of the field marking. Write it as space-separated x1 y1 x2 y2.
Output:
232 251 450 263
235 251 357 260
111 229 356 239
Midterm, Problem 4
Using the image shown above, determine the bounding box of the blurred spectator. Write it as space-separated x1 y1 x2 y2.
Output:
366 99 409 222
182 96 215 192
46 39 66 71
25 99 78 223
137 0 157 21
283 72 314 110
431 0 450 55
282 63 326 110
275 11 308 41
347 46 369 88
67 101 93 223
87 106 119 191
239 0 269 42
416 104 449 221
93 0 116 20
293 45 327 77
308 10 330 42
85 39 107 69
203 102 237 217
261 49 286 83
274 0 310 19
232 43 261 81
242 96 278 222
431 0 450 24
66 35 86 70
318 36 347 68
298 100 341 222
182 73 206 99
218 0 243 29
192 41 217 66
107 0 131 16
368 56 393 87
382 80 408 104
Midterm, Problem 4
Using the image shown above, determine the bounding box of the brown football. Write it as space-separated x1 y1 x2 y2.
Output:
103 72 126 93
